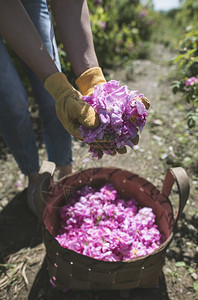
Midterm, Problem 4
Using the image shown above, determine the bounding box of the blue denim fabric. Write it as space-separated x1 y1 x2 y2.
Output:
0 0 72 175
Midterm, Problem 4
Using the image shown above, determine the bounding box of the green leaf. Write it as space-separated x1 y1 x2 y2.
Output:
175 261 186 267
186 48 196 57
193 280 198 292
172 86 179 94
188 267 196 274
174 54 185 64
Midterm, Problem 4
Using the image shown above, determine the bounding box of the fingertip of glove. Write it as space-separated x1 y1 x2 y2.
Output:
93 113 101 127
69 125 84 141
141 96 150 110
83 111 100 128
116 147 127 154
110 151 117 156
131 135 139 145
97 149 104 159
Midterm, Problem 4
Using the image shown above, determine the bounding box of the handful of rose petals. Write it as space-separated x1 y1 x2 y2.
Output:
80 80 148 158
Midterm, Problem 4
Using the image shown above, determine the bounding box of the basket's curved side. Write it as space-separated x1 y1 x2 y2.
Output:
162 167 190 227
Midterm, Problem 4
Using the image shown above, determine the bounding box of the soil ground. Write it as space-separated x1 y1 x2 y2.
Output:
0 44 197 300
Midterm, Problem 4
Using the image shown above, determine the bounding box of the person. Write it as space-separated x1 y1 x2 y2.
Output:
0 0 149 210
0 0 73 213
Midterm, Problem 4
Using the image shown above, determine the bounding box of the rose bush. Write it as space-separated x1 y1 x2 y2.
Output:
172 25 198 128
58 0 157 79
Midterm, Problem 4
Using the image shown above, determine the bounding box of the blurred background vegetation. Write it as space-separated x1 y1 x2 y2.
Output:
9 0 197 132
59 0 158 79
6 0 198 175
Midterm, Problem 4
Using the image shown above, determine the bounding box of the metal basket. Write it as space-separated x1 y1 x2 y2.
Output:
34 161 189 291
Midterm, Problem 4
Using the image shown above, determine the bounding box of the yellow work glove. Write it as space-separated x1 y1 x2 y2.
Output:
75 67 150 110
44 72 100 140
75 67 106 96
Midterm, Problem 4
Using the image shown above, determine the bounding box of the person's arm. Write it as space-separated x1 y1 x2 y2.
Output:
0 0 58 83
0 0 101 140
52 0 99 77
0 0 117 150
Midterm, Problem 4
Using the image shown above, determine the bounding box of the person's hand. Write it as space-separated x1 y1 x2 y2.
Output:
76 67 128 155
89 134 140 158
44 72 100 140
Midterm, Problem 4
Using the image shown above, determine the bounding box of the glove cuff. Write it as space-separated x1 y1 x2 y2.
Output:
44 72 73 100
75 67 106 95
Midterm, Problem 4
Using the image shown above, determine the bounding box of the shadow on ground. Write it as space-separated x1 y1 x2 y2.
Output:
0 190 42 261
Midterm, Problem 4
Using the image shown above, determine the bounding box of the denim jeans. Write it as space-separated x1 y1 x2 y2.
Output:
0 0 72 175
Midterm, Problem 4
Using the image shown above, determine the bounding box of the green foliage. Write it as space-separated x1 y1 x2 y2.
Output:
57 0 157 78
170 0 198 129
152 1 198 129
151 10 181 49
172 24 198 128
176 0 198 27
174 25 198 76
194 280 198 299
187 109 198 128
8 1 158 85
88 0 157 68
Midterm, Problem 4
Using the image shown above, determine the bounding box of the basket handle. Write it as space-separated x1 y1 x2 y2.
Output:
39 160 56 176
34 164 190 226
34 161 56 221
162 167 190 225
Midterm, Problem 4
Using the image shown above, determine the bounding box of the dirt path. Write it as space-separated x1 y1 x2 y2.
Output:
0 44 197 300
